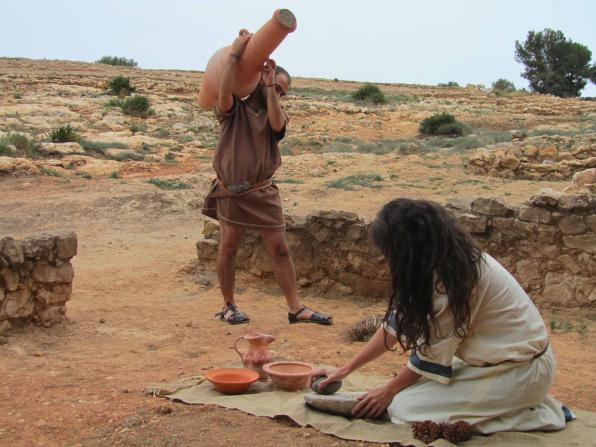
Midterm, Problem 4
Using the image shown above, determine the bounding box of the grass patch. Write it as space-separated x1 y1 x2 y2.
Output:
148 177 191 190
290 87 353 102
106 151 144 161
0 132 39 158
80 140 128 154
48 124 79 143
110 171 121 179
326 174 384 190
39 166 61 177
130 123 148 134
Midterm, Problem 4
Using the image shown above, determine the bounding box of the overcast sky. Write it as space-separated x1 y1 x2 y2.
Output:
2 0 595 96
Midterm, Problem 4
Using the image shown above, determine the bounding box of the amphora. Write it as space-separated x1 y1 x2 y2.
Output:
198 9 297 110
234 333 276 380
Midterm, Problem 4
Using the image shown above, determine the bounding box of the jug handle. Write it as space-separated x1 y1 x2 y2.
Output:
234 335 246 359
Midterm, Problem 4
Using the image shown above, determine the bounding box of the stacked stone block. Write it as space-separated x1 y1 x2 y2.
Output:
0 231 77 330
196 193 594 308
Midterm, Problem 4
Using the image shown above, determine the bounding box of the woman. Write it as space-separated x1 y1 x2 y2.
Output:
310 198 572 434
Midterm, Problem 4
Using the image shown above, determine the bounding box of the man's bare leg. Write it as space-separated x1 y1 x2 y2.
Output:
217 221 246 321
259 229 331 322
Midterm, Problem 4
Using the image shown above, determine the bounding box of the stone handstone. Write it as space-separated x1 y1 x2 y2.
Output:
304 392 363 417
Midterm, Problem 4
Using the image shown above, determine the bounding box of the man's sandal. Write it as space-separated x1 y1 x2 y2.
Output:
215 303 250 325
288 306 333 325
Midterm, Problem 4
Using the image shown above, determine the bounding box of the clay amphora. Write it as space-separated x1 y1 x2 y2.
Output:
234 333 276 380
198 9 297 110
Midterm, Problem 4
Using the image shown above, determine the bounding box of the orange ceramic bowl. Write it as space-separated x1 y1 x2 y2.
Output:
205 368 260 394
262 361 313 391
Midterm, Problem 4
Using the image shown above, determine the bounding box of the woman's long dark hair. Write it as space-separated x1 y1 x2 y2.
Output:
371 198 483 354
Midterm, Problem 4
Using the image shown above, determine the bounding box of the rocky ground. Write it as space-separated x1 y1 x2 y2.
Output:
0 58 595 446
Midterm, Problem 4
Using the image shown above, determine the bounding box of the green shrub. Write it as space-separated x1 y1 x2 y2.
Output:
148 177 192 190
419 113 465 136
108 76 136 96
438 81 460 87
351 83 387 104
96 56 138 67
492 78 516 92
48 124 79 143
121 96 151 117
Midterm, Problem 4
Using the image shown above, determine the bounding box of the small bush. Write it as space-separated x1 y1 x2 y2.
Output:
419 113 465 136
438 81 460 87
351 83 386 104
492 78 516 93
121 96 152 117
148 177 192 190
13 92 22 99
96 56 138 67
108 76 136 97
48 124 79 143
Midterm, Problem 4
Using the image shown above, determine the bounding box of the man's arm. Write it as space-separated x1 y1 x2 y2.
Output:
217 30 251 113
261 59 286 132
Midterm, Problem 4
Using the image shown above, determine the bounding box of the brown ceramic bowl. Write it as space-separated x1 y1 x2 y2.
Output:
262 361 313 391
204 368 260 394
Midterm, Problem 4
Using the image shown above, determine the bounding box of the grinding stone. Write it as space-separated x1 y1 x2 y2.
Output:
303 392 363 417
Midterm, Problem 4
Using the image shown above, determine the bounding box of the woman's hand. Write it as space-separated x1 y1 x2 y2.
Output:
308 367 348 391
351 384 395 419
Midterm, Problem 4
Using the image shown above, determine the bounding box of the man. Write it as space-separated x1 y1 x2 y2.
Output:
202 29 332 326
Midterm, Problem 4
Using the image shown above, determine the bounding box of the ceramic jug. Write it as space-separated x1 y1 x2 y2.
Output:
198 9 297 110
234 333 276 380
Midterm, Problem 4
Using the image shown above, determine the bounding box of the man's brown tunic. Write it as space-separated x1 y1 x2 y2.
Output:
201 85 287 231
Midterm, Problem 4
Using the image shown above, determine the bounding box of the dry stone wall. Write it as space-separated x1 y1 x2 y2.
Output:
0 231 77 331
466 133 596 181
196 192 595 308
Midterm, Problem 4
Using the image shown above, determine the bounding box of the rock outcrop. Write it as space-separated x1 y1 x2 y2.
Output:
466 133 596 180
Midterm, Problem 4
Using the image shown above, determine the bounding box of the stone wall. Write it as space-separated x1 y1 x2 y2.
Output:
0 231 77 332
466 133 596 180
196 192 595 308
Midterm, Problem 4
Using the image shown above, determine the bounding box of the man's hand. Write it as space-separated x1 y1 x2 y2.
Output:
261 58 277 86
351 384 395 419
230 29 251 58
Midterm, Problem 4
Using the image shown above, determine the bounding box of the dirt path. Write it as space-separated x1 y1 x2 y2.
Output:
0 166 594 447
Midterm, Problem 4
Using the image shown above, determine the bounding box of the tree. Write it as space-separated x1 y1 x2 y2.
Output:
492 78 515 92
515 29 596 97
